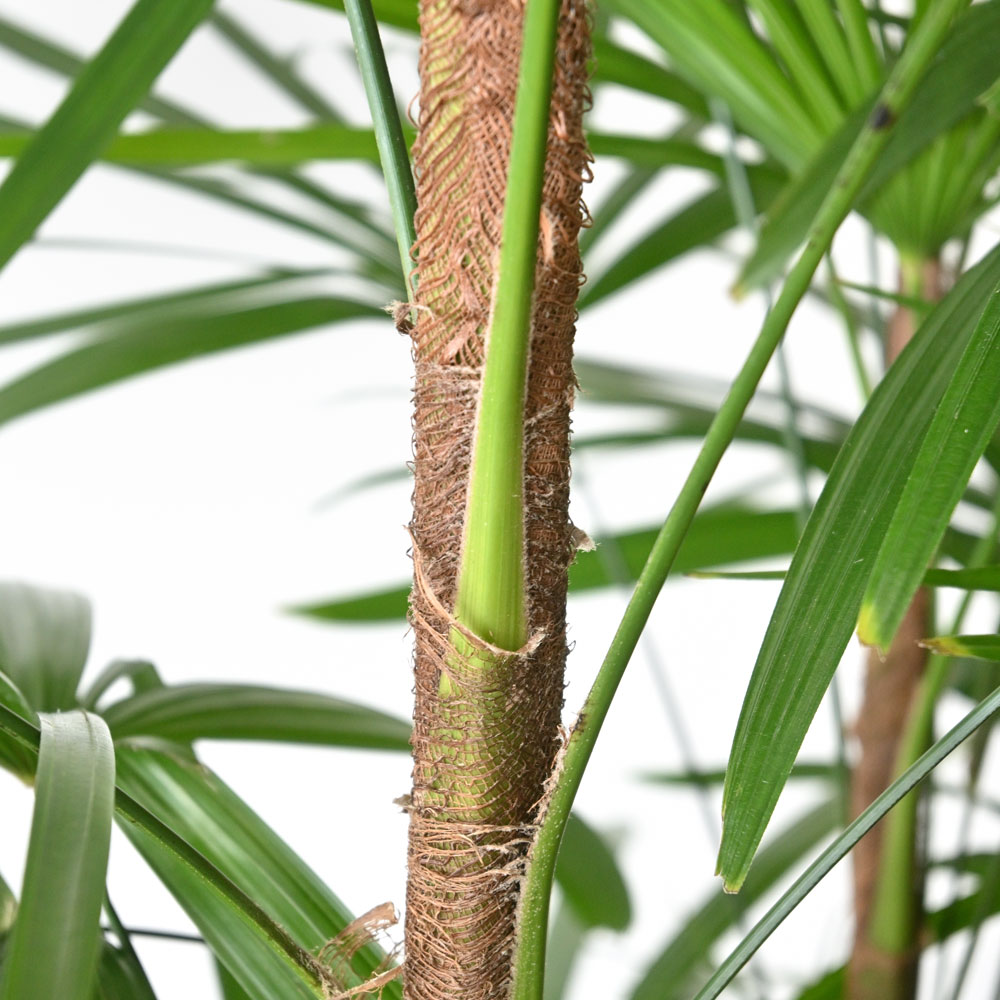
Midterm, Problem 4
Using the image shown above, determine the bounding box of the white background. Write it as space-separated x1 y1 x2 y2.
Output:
1 1 999 997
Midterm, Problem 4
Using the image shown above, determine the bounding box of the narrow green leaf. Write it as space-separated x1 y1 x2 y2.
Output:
217 960 254 1000
81 660 164 712
95 942 158 1000
0 15 399 262
693 565 1000 590
921 634 1000 662
0 271 321 347
696 682 1000 999
632 799 838 1000
293 507 801 622
0 712 114 1000
859 287 1000 650
0 870 14 935
717 245 1000 893
744 0 844 133
738 1 1000 292
115 745 398 998
342 0 417 293
211 11 341 122
103 682 412 751
554 814 630 931
581 175 784 308
0 298 382 428
643 762 844 787
603 0 819 168
0 0 212 274
0 125 383 167
589 37 709 114
0 581 91 712
0 669 37 778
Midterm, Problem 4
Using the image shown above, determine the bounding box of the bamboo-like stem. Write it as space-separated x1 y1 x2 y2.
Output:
510 2 971 994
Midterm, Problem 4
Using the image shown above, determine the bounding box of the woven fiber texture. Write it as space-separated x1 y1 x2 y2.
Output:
404 0 591 996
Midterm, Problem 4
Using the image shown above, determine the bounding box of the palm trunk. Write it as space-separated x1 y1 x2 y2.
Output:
403 2 590 997
847 257 942 1000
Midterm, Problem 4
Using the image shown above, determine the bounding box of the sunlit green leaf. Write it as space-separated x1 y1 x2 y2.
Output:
0 712 114 1000
921 634 1000 663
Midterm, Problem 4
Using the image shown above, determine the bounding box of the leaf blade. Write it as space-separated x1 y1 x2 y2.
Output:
0 712 115 1000
859 286 1000 650
718 244 1000 892
0 0 213 274
103 683 412 751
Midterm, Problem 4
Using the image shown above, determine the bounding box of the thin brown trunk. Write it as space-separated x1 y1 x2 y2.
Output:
403 3 591 998
847 258 942 1000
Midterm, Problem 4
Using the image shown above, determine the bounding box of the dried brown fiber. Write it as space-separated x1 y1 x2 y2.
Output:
403 0 591 997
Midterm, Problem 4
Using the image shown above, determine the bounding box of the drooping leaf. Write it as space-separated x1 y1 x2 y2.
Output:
0 298 382 428
554 814 630 931
921 635 1000 663
696 682 1000 999
0 581 91 712
103 683 412 751
0 704 341 1000
114 745 399 998
293 506 801 622
631 798 838 1000
0 271 322 347
0 712 114 1000
717 244 1000 893
0 0 213 274
859 286 1000 650
81 660 164 711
